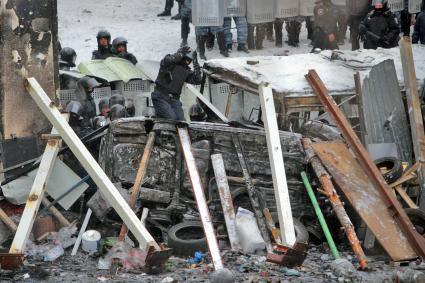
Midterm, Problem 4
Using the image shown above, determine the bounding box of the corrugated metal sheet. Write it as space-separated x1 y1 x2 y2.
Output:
361 59 413 163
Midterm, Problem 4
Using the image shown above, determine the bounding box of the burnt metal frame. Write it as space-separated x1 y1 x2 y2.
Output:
305 69 425 259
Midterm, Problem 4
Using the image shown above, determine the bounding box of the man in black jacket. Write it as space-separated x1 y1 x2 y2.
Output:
347 0 372 50
359 0 400 49
112 37 138 65
151 46 202 121
413 1 425 44
92 30 115 60
313 0 339 51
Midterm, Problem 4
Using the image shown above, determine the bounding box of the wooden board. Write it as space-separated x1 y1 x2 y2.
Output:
312 141 417 262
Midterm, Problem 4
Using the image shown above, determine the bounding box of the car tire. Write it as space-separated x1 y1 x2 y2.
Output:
373 156 403 184
167 221 208 256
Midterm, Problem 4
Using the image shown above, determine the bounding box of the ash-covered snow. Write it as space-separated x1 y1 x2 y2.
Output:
206 45 425 95
57 0 352 65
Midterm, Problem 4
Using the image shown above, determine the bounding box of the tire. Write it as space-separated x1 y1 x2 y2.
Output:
167 221 208 257
373 157 403 183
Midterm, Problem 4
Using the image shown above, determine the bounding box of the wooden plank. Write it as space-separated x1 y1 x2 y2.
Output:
178 127 224 270
118 131 156 242
24 78 159 252
306 69 425 260
71 209 92 256
41 197 71 227
211 154 241 251
184 84 229 123
0 208 17 232
312 141 418 261
9 139 60 254
259 84 296 247
395 186 419 209
399 37 425 209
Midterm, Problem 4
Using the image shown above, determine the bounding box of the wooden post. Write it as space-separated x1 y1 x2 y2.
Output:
178 127 224 270
211 154 241 251
118 131 156 241
25 78 159 252
399 37 425 210
9 139 60 254
259 83 296 247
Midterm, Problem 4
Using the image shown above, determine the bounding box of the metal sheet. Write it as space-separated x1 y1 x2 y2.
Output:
409 0 422 13
388 0 405 12
332 0 346 6
361 59 412 164
192 0 225 27
246 0 275 24
0 137 39 179
312 141 417 262
224 0 247 17
299 0 315 17
275 0 300 18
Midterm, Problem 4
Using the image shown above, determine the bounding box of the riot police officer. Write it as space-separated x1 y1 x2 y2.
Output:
313 0 339 50
112 37 138 65
92 29 114 60
347 0 372 50
75 76 101 128
59 47 77 71
151 46 202 121
359 0 400 49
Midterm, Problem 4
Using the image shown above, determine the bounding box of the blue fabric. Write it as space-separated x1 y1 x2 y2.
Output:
195 25 224 36
151 91 185 121
224 16 248 45
413 11 425 44
181 0 191 17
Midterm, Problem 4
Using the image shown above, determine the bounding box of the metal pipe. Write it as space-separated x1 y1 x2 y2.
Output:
301 171 340 260
303 138 368 269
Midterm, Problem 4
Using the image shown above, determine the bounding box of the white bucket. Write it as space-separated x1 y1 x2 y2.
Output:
81 230 101 253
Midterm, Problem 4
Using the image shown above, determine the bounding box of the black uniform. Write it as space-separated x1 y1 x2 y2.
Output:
152 49 202 121
92 46 114 60
313 0 339 51
117 52 138 65
359 5 400 49
347 0 372 50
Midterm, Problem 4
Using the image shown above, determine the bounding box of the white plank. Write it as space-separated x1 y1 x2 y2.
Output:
71 208 92 256
259 84 296 247
211 154 241 251
9 139 60 253
178 128 224 270
25 78 159 252
185 84 229 123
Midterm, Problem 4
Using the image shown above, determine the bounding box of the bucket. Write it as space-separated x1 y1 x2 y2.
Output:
81 230 101 253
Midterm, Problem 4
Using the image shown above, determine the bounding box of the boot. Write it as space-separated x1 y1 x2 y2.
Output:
237 44 249 53
197 36 207 60
171 1 182 20
157 0 173 16
227 43 233 52
217 32 229 57
255 25 265 50
247 25 255 50
180 38 188 47
275 22 283 47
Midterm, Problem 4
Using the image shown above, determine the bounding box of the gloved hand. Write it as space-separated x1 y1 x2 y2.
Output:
177 45 191 55
359 25 367 36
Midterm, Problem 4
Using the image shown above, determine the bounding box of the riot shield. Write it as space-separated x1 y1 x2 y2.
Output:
276 0 300 18
192 0 225 27
246 0 275 24
299 0 315 17
224 0 247 17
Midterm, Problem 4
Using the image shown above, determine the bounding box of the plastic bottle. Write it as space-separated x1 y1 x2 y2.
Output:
235 207 266 254
43 245 64 262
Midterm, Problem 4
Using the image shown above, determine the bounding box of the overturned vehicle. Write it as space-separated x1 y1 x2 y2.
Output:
98 118 316 255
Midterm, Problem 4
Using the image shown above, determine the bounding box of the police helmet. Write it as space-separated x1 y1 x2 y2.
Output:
59 47 77 67
109 94 125 107
112 37 128 50
109 104 127 121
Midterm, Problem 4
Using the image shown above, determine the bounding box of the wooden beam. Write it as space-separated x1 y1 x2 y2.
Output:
211 154 241 251
10 139 60 254
395 186 419 209
259 83 296 247
178 127 224 270
24 78 159 252
399 37 425 210
0 208 17 232
184 84 229 123
71 209 92 256
118 131 156 242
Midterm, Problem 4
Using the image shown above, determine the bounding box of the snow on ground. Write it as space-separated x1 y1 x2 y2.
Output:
58 0 352 65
